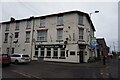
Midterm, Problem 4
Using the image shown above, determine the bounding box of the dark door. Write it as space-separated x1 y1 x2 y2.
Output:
12 48 14 54
79 51 84 63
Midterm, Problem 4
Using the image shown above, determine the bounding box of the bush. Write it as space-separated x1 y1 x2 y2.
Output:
87 57 99 63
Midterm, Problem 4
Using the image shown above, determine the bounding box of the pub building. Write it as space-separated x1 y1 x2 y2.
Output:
1 10 97 63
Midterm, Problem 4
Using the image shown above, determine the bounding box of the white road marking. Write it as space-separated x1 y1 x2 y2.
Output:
11 70 40 79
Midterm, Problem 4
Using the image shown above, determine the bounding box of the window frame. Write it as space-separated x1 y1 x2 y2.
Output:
26 20 31 29
57 29 63 41
37 30 47 42
57 15 64 26
40 18 45 28
79 28 84 40
25 31 30 43
15 22 20 30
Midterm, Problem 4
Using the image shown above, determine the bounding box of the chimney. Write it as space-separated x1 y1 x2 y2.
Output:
10 17 15 22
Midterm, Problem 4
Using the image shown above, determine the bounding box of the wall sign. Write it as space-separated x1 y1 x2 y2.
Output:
35 44 64 48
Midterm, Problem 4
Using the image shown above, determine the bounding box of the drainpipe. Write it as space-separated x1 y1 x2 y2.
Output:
30 16 35 60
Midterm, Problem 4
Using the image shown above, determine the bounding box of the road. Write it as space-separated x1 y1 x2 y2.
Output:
2 57 119 80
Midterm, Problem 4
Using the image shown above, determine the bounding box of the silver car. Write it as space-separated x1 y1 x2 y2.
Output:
10 53 31 64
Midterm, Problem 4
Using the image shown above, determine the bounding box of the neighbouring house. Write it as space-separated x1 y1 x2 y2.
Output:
96 38 109 59
1 10 97 63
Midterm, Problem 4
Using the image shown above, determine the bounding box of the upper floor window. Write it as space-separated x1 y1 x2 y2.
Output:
25 31 30 43
40 18 45 27
79 28 84 40
5 24 10 31
26 20 31 29
37 30 47 41
15 22 20 30
57 29 63 40
57 15 63 26
4 33 9 42
14 32 19 38
78 15 83 25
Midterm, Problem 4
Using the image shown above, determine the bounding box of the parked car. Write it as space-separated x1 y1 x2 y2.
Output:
118 55 120 60
0 54 11 66
10 53 31 64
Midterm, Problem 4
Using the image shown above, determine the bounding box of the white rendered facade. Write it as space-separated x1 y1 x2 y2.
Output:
1 11 97 63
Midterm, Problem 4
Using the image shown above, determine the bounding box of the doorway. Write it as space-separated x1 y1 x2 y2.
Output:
79 51 84 63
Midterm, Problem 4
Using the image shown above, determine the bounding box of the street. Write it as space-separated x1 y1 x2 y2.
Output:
2 57 119 80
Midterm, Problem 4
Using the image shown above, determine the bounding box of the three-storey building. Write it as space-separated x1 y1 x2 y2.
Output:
1 10 97 63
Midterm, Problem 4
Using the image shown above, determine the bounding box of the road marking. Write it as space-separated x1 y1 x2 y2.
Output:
11 70 40 79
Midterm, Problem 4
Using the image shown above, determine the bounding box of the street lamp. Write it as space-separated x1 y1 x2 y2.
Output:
89 11 99 57
90 11 99 17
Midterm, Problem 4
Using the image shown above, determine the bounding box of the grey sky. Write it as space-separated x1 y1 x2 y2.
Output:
1 1 119 52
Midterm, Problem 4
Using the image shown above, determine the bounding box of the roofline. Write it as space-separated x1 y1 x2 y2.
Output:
1 10 95 31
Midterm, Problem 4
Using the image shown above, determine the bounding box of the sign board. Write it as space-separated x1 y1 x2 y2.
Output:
35 44 64 49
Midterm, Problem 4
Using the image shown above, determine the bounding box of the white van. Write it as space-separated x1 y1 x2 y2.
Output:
10 53 31 64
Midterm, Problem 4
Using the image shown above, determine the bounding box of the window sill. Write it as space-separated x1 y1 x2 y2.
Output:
78 39 85 42
56 40 63 42
78 24 84 26
15 28 19 30
39 26 45 28
56 24 64 26
36 41 47 42
26 28 31 29
25 41 30 43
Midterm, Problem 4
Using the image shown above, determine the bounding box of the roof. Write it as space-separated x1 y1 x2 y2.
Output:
97 38 107 47
1 10 95 31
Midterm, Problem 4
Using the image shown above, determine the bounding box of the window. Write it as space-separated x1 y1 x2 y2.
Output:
57 29 63 40
37 30 47 41
26 20 31 29
4 33 9 42
40 18 45 27
70 51 75 55
53 48 58 58
40 48 44 57
35 51 38 57
57 15 63 26
60 48 65 59
15 32 19 38
78 15 83 25
46 48 51 57
79 28 84 40
15 22 20 30
26 32 30 43
11 55 20 57
5 24 10 31
7 48 9 54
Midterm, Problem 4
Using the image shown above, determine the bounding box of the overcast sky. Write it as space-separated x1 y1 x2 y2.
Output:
1 0 119 52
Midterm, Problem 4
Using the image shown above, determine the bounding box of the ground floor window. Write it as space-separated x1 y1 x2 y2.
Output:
70 51 75 55
40 48 44 57
7 48 9 54
34 50 38 57
60 48 65 59
46 48 51 58
53 48 58 58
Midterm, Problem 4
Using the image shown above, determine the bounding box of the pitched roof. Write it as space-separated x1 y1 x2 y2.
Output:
1 10 95 31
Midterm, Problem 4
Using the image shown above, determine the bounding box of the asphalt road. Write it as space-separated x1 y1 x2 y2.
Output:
2 57 119 80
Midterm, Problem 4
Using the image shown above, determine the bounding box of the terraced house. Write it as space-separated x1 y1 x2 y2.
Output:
1 10 98 63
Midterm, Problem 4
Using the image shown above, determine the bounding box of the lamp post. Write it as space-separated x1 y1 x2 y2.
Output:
89 11 99 57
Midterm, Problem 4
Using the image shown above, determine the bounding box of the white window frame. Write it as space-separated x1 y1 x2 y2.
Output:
57 29 63 40
26 32 30 42
37 30 47 41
